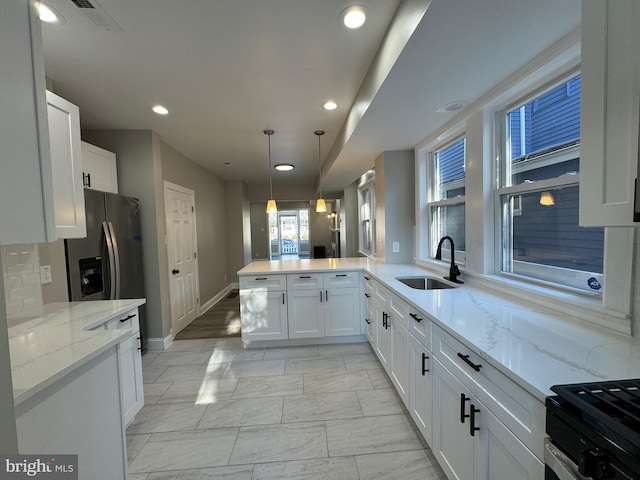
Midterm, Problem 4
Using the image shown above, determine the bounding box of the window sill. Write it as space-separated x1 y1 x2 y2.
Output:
463 271 632 336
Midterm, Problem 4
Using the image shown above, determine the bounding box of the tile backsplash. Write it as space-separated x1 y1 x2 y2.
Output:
1 244 44 316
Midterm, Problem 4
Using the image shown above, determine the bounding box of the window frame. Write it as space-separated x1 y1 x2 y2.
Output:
357 176 376 257
426 135 467 261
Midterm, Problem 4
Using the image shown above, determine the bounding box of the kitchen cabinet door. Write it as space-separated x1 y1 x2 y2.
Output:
324 287 360 336
82 141 118 193
374 299 391 370
474 401 544 480
409 332 432 445
432 358 475 480
0 0 55 244
288 289 324 338
240 289 288 341
579 0 640 226
118 332 143 427
47 91 86 238
390 315 409 406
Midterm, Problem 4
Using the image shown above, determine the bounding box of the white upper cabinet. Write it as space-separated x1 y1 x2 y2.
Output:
0 1 55 244
579 0 640 226
82 141 118 193
47 91 87 238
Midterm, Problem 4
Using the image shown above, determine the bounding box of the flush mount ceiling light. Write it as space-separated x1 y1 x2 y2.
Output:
152 105 169 115
275 164 294 171
323 101 338 111
437 100 468 113
340 5 367 29
37 2 66 25
315 130 327 213
264 130 278 214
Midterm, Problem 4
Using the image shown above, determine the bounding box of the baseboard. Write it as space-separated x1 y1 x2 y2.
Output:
242 334 368 349
199 282 240 315
146 335 173 351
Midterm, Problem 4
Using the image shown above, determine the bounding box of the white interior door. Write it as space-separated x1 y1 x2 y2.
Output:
164 182 199 335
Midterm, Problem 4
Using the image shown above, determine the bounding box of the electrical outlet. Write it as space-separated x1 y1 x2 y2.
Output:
224 274 227 282
392 242 400 253
40 265 52 284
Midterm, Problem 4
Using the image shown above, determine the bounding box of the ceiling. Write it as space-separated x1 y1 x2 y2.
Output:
41 0 581 195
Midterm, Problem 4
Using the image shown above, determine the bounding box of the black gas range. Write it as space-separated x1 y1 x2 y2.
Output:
545 379 640 480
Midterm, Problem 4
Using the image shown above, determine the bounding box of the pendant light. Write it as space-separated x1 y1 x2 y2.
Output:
264 130 277 214
539 191 555 206
315 130 327 213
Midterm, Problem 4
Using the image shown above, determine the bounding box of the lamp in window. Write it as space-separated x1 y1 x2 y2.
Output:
264 129 277 214
315 130 327 213
539 191 555 206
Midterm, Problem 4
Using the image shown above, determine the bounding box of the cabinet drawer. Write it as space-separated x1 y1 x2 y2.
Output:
239 274 286 291
104 309 139 332
432 325 545 459
388 291 409 331
324 271 359 288
407 306 431 350
287 273 323 290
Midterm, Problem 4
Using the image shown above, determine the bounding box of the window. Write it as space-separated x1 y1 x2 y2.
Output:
428 137 466 260
358 178 375 256
497 74 605 293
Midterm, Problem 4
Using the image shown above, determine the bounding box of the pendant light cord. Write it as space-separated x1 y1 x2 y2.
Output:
315 130 325 198
264 129 274 199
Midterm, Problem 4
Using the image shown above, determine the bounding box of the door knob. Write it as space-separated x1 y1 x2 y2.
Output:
172 269 180 275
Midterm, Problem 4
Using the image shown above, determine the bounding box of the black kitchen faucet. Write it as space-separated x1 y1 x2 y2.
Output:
435 236 464 284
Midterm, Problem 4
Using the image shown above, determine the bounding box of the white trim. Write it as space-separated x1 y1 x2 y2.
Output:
243 334 368 349
498 174 578 196
427 196 466 208
200 283 239 315
146 335 173 351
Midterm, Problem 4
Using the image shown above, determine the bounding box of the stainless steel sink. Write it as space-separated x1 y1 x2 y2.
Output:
396 276 457 290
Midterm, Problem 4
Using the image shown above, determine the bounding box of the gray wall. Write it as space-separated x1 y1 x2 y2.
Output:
341 183 360 257
0 255 17 452
161 142 229 303
375 150 415 264
226 181 251 281
249 203 269 260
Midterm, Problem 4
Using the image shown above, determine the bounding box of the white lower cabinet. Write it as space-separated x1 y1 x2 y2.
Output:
240 288 288 341
104 308 144 427
287 272 361 339
432 358 543 480
408 331 432 445
371 280 409 406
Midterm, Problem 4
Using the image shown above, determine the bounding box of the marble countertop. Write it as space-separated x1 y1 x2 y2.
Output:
238 259 640 401
8 299 146 406
238 258 374 275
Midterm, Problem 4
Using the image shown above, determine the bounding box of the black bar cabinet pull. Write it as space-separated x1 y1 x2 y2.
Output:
364 293 371 298
299 275 311 279
460 393 470 423
365 318 371 325
470 405 480 436
86 173 91 188
336 274 348 277
409 312 423 323
282 293 285 304
255 277 267 281
325 290 328 301
320 291 323 303
120 314 136 322
382 312 387 328
421 353 429 375
364 276 370 280
457 352 482 372
137 336 142 351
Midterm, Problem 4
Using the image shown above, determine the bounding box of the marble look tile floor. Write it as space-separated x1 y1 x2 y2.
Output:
127 338 448 480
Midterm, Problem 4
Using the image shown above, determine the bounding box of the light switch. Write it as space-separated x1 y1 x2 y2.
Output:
392 242 400 253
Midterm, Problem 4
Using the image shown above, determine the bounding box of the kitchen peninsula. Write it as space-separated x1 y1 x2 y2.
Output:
8 299 145 480
239 258 640 479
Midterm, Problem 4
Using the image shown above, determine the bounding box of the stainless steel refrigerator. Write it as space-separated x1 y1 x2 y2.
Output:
65 189 147 350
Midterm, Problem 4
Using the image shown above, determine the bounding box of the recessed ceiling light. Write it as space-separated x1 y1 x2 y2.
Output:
37 2 65 25
323 101 338 111
152 105 169 115
437 100 468 113
275 164 294 171
340 5 367 29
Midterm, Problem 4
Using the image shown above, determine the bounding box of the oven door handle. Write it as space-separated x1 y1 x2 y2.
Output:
544 440 589 480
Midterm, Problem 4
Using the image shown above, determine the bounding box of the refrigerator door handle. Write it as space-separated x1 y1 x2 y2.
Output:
103 221 117 300
107 221 121 299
